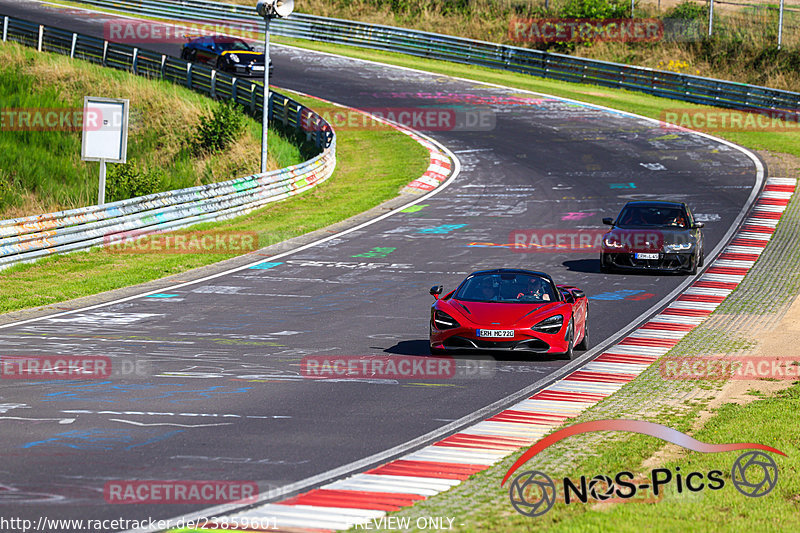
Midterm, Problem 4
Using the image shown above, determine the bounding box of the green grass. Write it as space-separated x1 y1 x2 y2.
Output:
492 383 799 533
355 379 800 533
0 88 428 313
0 41 304 216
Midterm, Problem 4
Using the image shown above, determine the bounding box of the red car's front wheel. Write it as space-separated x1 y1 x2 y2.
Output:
559 318 575 360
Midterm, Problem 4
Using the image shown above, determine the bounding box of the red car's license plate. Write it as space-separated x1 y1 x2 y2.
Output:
477 329 514 338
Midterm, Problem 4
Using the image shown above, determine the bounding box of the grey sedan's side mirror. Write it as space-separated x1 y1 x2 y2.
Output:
602 217 614 225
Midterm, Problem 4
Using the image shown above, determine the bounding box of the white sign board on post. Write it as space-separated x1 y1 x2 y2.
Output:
81 96 129 205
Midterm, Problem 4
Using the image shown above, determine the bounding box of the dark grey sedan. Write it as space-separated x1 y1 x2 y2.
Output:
600 201 705 274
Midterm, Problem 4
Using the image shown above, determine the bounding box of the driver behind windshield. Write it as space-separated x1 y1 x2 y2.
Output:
516 277 551 302
477 277 499 301
665 211 687 227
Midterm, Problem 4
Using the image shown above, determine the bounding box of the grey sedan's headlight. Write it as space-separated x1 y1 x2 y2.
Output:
532 315 563 333
664 242 693 252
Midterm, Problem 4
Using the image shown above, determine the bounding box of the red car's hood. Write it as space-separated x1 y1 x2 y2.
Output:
449 300 559 327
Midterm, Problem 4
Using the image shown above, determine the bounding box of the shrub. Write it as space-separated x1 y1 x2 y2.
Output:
193 99 246 155
105 161 162 202
560 0 630 20
665 1 709 20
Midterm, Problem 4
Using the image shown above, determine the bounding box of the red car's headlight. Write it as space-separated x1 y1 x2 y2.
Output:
433 310 460 330
532 315 563 333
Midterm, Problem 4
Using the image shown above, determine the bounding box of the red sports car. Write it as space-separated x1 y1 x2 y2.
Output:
429 269 588 359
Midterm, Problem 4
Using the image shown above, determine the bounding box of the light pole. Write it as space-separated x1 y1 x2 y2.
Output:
256 0 294 174
708 0 714 37
778 0 785 50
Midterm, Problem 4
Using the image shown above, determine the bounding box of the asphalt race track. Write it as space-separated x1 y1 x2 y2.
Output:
0 0 764 528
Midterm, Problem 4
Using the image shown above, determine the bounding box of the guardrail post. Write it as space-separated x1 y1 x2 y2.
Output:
268 92 274 122
305 114 314 142
281 97 289 126
2 16 6 42
160 55 166 79
295 107 303 133
102 40 108 66
70 33 77 58
186 62 192 88
210 69 216 99
37 25 43 52
250 84 256 114
132 47 138 74
231 77 238 104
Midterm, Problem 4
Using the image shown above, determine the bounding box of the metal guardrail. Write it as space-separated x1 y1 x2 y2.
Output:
64 0 800 119
0 14 335 269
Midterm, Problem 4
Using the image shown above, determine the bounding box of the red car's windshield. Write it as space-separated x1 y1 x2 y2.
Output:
455 273 555 303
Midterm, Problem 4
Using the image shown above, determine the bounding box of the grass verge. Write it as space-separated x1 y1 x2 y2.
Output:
0 88 429 313
0 40 304 217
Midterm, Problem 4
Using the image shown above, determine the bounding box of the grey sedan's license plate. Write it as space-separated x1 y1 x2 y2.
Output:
477 329 514 338
635 253 660 260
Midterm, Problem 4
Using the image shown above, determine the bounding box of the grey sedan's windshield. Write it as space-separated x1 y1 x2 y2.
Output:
616 206 688 228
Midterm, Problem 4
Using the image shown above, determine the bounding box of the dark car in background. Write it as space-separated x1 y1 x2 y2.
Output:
600 201 704 274
181 35 273 77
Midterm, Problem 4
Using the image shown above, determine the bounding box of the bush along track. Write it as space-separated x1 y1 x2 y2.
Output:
165 175 796 531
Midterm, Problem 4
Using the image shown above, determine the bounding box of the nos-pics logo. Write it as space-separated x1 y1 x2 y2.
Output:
501 420 784 517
